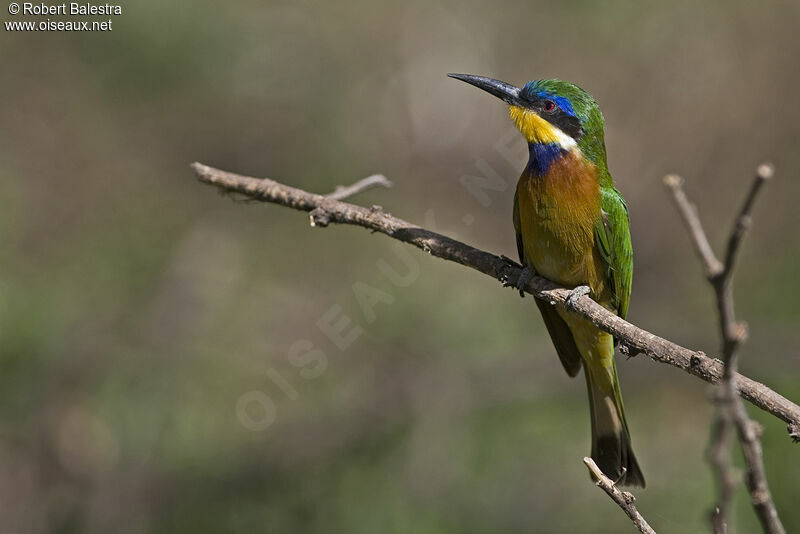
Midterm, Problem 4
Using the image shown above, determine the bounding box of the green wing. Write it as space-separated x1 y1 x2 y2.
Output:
594 187 633 320
515 189 583 377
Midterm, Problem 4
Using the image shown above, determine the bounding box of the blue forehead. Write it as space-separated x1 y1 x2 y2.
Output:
521 81 577 118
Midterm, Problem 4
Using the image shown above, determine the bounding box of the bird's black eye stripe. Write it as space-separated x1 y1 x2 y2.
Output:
518 92 584 140
552 114 583 140
537 101 583 140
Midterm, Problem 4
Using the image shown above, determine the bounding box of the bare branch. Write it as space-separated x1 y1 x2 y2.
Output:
734 406 783 533
666 164 784 534
583 457 657 534
326 174 392 200
192 162 800 436
721 163 773 281
664 174 724 278
708 408 736 534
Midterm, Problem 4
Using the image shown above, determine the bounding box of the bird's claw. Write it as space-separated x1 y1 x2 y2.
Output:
499 255 522 269
501 264 535 298
618 341 640 359
566 285 591 309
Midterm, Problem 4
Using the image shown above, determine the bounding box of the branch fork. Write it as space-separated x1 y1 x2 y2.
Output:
666 163 783 534
192 161 795 534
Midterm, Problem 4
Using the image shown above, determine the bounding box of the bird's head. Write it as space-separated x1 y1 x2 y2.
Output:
448 74 607 166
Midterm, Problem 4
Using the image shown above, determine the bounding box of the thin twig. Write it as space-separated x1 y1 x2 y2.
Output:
664 174 724 278
191 162 800 435
666 164 784 534
583 457 656 534
721 164 773 280
326 174 392 200
708 409 736 534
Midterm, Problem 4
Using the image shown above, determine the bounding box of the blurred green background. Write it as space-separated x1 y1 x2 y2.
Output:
2 1 799 532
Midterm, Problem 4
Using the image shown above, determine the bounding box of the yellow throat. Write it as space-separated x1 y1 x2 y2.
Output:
509 105 577 149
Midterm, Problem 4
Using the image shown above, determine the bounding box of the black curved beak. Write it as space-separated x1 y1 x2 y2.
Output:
447 73 524 107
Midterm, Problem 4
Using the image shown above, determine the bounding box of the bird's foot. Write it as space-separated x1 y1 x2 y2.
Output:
618 341 641 359
501 261 535 298
500 254 522 268
566 285 591 309
499 255 522 269
500 256 536 298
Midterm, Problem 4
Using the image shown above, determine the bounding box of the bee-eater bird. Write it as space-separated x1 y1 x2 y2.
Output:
449 73 644 487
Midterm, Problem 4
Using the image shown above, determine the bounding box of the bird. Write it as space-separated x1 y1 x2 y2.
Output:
448 73 644 487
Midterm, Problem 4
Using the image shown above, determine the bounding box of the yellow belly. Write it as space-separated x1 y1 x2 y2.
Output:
523 216 592 286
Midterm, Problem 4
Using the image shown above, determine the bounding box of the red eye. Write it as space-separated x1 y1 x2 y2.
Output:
543 100 556 113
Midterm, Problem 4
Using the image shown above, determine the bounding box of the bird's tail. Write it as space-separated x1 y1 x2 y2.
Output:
584 358 645 487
